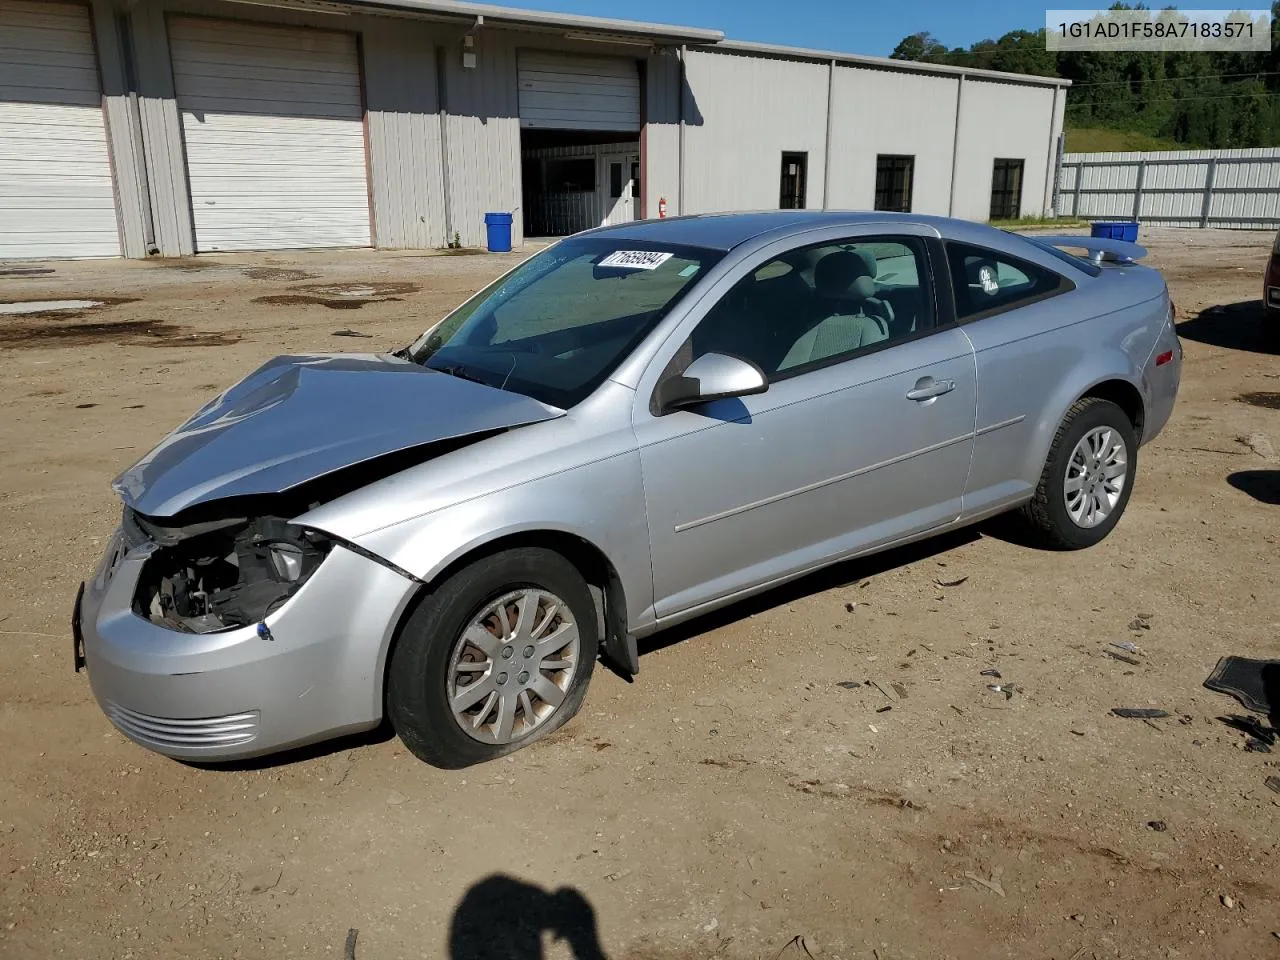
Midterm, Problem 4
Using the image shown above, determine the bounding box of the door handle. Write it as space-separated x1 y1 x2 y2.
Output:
906 377 956 401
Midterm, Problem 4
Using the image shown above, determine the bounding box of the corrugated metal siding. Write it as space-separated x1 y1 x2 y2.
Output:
643 49 680 218
441 29 522 248
1059 147 1280 228
168 16 371 252
89 0 150 258
952 79 1056 220
826 66 958 214
362 22 445 249
0 0 121 258
517 51 640 131
682 48 829 211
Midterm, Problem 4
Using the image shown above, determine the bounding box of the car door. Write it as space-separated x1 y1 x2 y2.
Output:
633 229 978 620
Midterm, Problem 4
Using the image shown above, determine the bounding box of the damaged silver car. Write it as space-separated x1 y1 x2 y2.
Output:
75 212 1180 767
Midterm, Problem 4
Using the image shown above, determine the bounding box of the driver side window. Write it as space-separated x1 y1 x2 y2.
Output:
689 237 934 381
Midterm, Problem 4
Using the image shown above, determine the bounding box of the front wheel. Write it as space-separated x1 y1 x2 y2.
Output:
387 547 598 768
1021 397 1138 550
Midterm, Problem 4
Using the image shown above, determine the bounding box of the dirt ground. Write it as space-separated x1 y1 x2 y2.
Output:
1 227 1277 960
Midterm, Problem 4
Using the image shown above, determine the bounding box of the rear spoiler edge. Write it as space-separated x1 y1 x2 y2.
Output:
1030 235 1149 265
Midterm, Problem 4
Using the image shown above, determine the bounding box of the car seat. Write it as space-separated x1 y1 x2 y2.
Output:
779 250 893 370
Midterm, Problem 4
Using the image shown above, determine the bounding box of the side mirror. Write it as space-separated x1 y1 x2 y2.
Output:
658 352 768 414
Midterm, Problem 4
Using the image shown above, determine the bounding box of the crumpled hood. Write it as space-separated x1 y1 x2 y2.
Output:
114 353 564 518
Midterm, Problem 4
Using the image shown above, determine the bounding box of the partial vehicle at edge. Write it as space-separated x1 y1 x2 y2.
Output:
74 211 1182 768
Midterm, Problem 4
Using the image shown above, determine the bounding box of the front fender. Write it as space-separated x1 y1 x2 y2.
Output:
313 448 654 631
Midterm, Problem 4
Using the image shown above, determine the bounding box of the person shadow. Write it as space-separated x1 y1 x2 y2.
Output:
448 875 609 960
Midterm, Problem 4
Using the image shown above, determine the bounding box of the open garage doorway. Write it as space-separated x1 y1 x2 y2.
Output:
520 130 640 237
517 51 642 238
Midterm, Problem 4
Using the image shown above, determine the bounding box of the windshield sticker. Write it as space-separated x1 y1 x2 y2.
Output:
598 250 674 271
678 263 700 277
978 265 1000 295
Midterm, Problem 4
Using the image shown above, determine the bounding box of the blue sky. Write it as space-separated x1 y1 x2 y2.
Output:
491 0 1042 57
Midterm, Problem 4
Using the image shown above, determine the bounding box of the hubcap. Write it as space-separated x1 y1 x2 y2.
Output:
446 588 580 745
1064 426 1128 529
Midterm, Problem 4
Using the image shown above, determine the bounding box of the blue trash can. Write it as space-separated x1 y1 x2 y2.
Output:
1090 220 1139 243
484 212 513 253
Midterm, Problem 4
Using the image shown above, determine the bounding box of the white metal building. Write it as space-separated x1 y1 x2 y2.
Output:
0 0 1069 259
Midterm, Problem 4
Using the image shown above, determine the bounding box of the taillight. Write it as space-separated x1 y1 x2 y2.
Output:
1155 350 1174 367
1266 255 1280 286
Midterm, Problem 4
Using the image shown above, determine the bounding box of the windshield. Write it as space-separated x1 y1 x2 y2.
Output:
408 237 722 408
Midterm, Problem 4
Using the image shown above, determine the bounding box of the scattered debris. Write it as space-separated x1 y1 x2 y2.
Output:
890 682 908 700
935 575 969 588
775 935 817 960
1111 641 1141 654
1204 656 1279 714
1264 775 1280 794
0 266 54 277
1111 708 1170 719
844 601 857 612
1147 820 1167 832
1069 913 1085 922
986 684 1014 701
979 668 1002 679
1245 739 1272 753
332 329 373 338
1235 431 1278 458
875 705 893 714
1218 714 1277 746
835 681 861 690
603 868 632 882
1104 649 1142 666
963 870 1005 898
869 680 896 702
345 927 359 960
1127 614 1153 632
74 403 97 409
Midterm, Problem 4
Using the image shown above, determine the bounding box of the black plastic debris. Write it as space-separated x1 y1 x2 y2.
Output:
875 705 893 714
1264 776 1280 794
1111 708 1170 719
1244 739 1272 754
1204 656 1280 716
1219 714 1277 746
1147 820 1168 832
979 668 1002 679
835 681 861 690
332 329 374 338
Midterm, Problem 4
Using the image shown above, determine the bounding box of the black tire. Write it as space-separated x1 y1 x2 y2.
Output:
387 547 598 768
1020 397 1138 550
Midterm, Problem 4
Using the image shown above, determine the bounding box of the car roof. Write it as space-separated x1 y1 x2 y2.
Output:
584 210 1006 251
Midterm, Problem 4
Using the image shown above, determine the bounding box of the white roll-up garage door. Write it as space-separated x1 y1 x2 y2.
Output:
518 52 640 131
0 0 121 259
168 17 371 252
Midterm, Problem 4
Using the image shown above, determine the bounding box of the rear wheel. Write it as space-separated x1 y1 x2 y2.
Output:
1021 397 1137 550
387 548 598 768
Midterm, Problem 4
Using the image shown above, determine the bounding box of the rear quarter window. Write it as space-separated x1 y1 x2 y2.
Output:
945 241 1074 321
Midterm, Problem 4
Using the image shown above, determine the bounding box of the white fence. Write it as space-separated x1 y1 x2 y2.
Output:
1055 147 1280 229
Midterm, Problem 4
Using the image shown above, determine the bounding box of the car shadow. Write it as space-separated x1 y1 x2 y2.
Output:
1228 469 1280 505
638 526 982 658
448 875 609 960
1176 300 1276 354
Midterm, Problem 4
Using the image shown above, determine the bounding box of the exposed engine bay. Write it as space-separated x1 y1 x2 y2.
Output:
127 509 330 634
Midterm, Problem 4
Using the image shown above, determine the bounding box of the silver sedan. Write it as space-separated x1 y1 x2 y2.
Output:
74 211 1181 767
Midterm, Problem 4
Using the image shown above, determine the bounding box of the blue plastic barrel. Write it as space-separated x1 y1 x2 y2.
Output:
484 212 513 253
1090 221 1139 242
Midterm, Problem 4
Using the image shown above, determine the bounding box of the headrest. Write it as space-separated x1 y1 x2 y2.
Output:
814 250 877 300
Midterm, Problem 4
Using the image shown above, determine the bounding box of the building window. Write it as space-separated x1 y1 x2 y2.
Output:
990 158 1024 220
545 158 594 192
779 152 808 210
874 155 914 213
609 162 624 199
